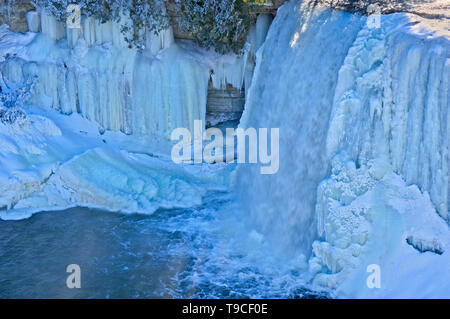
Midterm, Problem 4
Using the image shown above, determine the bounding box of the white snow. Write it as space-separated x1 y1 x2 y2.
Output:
0 105 232 220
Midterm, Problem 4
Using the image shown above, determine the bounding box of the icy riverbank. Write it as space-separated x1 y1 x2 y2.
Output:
0 105 232 220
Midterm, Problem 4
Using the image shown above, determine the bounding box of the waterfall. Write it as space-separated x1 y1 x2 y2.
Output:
237 0 449 262
238 1 366 257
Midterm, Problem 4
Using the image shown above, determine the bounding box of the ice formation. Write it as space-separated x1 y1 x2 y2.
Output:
0 11 209 138
311 157 450 298
0 105 232 220
11 147 231 217
0 110 62 212
0 10 270 139
326 13 449 220
0 8 273 217
238 0 449 297
26 11 40 33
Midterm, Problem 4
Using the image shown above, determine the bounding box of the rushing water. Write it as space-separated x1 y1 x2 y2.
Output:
0 191 327 299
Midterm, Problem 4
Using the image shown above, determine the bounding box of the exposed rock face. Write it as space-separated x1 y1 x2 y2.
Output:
0 0 34 33
167 0 284 40
206 85 245 127
0 0 286 36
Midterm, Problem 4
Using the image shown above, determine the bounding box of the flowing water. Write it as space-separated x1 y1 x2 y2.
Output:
0 192 327 299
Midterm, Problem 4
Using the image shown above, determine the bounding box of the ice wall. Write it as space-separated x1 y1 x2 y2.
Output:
326 14 449 220
238 0 449 257
310 12 449 295
0 10 261 139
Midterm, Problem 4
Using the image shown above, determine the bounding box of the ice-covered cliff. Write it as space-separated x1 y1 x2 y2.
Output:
1 11 207 138
238 0 449 297
0 10 272 139
0 7 275 217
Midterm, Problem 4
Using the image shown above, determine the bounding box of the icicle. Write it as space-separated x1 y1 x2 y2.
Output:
40 11 65 41
26 11 40 33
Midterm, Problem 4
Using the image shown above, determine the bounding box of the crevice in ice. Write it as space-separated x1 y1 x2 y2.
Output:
406 236 444 255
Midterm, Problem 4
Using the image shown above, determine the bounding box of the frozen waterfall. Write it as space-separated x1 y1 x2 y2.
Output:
0 10 269 139
237 0 449 263
238 1 367 257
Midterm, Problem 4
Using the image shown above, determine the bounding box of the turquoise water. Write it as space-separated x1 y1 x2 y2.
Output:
0 193 326 299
